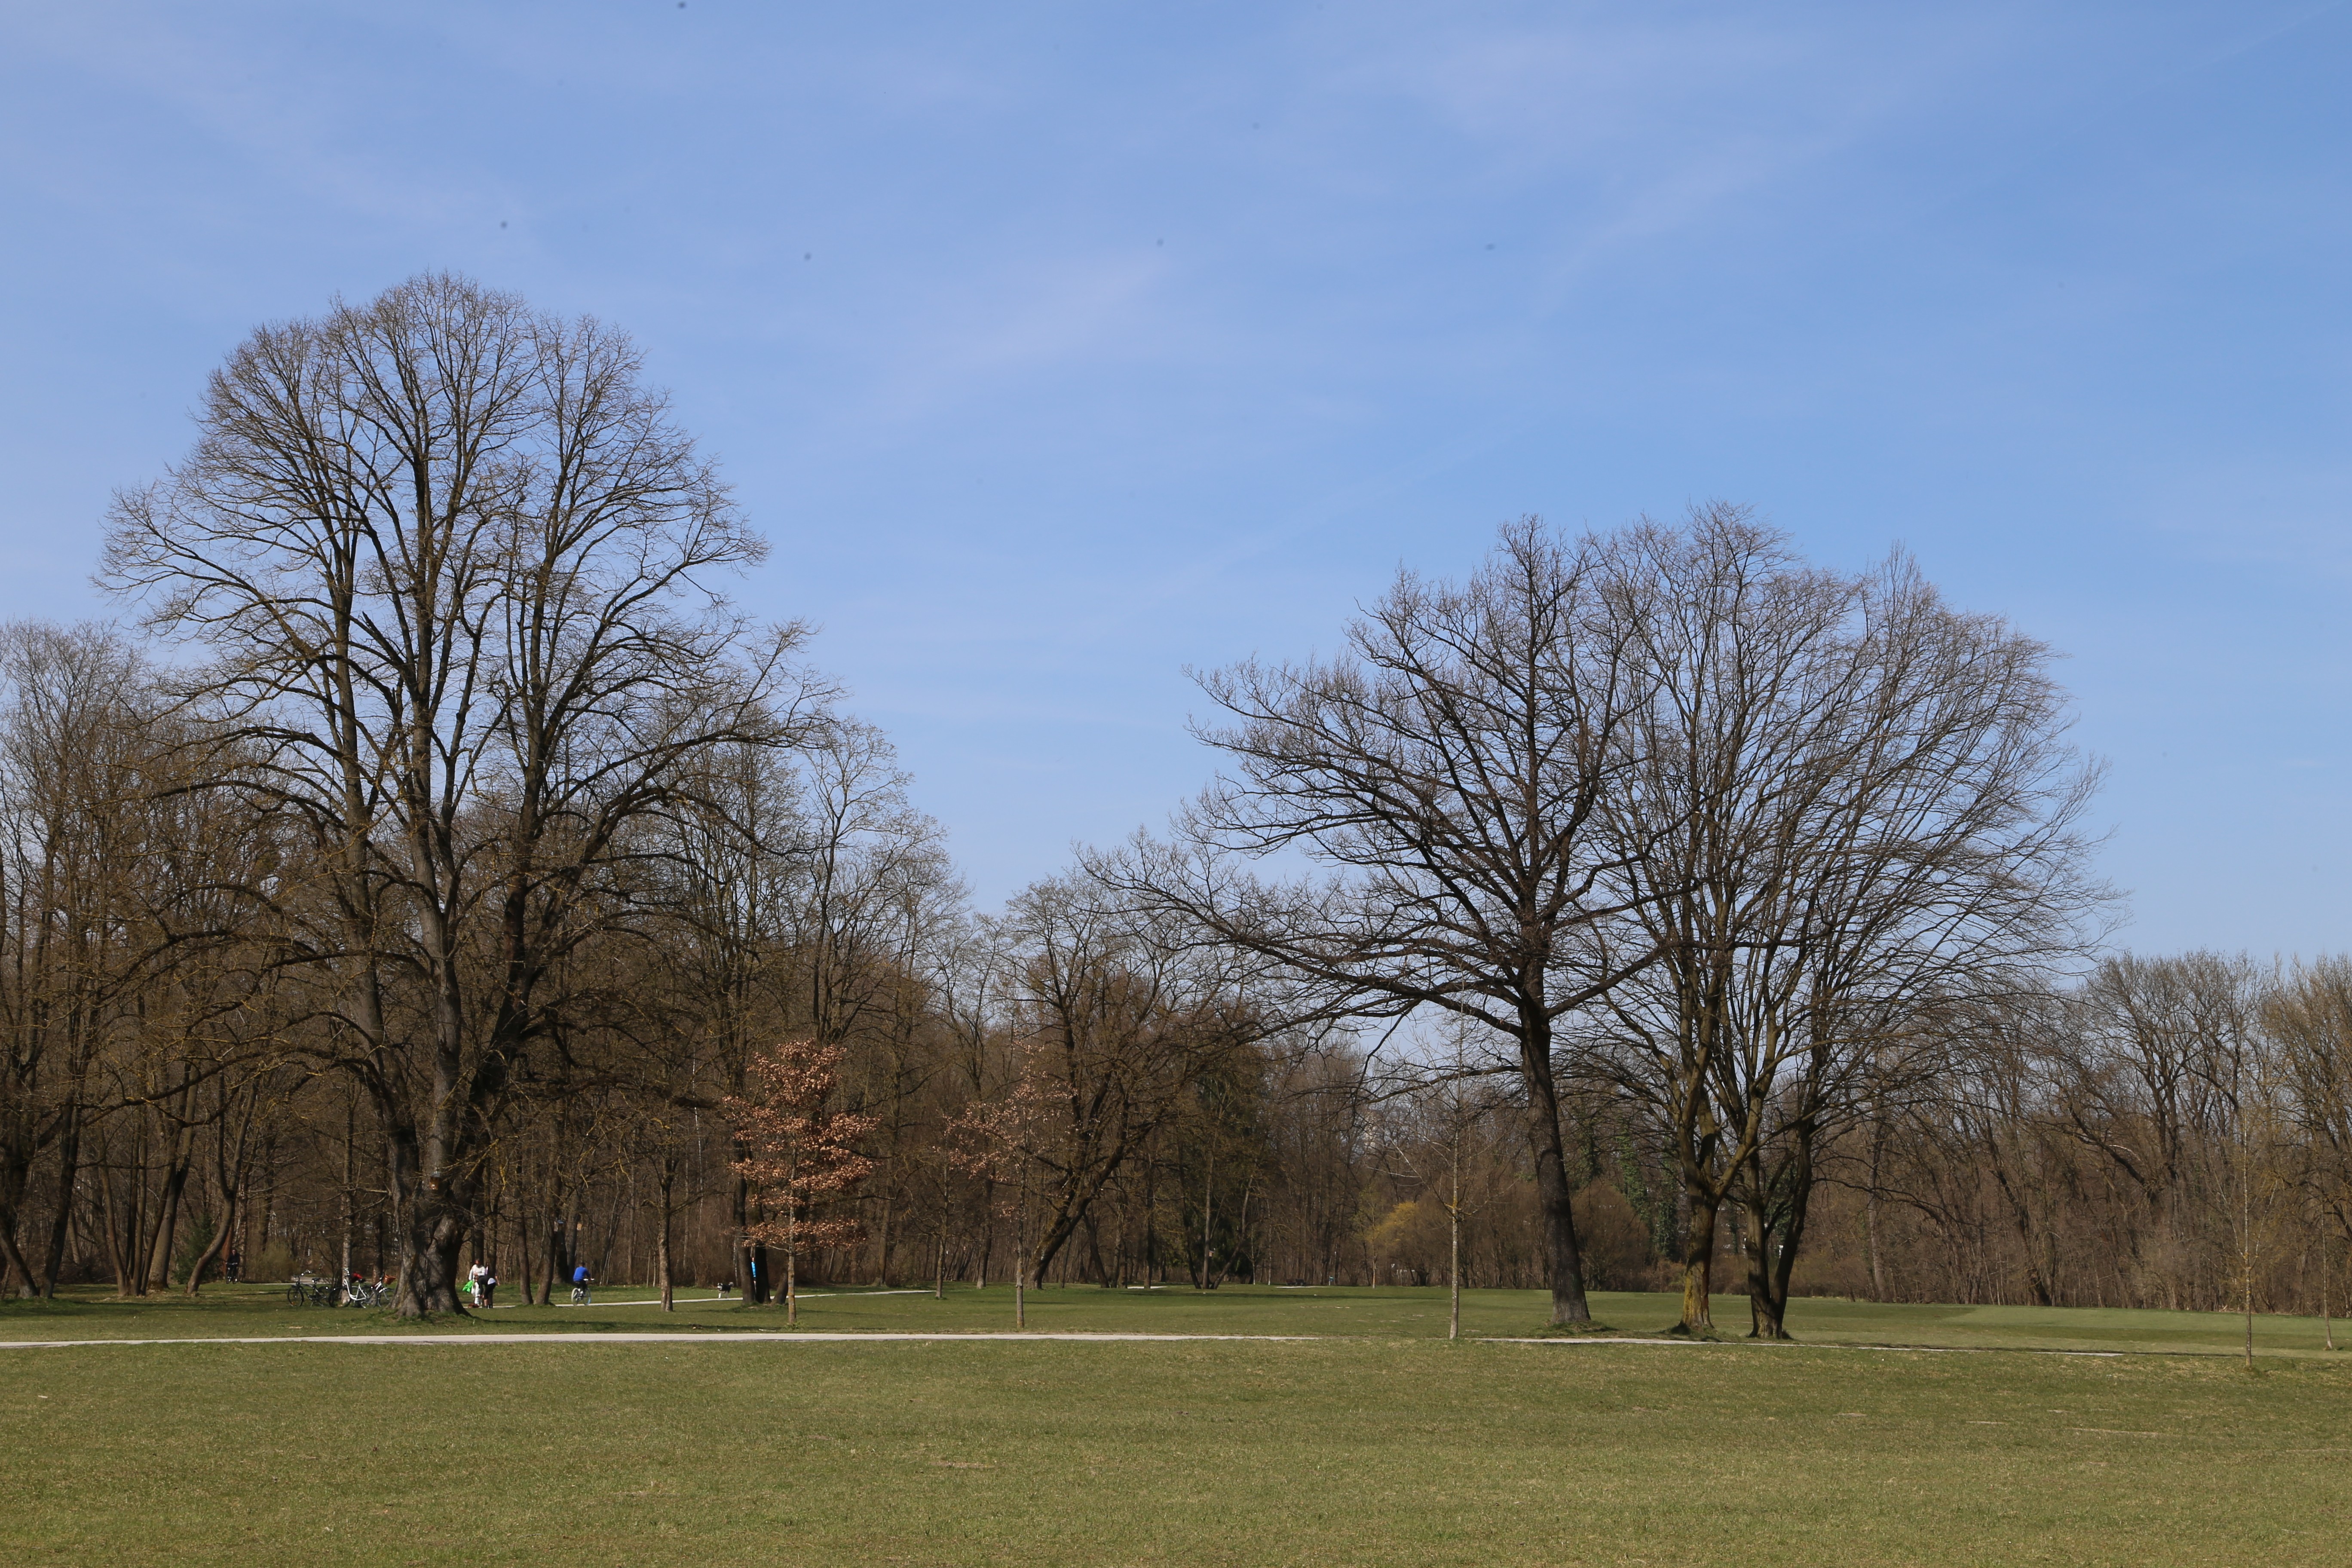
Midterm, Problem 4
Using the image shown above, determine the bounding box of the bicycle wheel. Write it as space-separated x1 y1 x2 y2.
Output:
286 1283 305 1305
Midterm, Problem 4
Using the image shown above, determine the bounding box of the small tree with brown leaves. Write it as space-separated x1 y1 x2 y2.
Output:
947 1070 1054 1328
728 1040 877 1326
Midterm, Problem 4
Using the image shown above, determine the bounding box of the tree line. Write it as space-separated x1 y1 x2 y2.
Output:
2 274 2341 1338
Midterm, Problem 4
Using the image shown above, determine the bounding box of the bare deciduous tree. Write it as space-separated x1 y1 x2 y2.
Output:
1586 509 2102 1335
1107 519 1656 1326
103 273 806 1315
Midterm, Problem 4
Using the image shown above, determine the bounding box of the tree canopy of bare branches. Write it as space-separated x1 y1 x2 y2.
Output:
101 273 814 1314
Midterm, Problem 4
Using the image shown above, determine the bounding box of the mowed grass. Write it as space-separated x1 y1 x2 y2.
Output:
8 1328 2352 1567
9 1280 2352 1361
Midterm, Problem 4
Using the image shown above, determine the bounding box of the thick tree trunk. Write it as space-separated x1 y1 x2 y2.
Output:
395 1190 468 1314
1747 1234 1789 1339
1679 1189 1720 1332
387 1117 468 1317
1520 1010 1593 1326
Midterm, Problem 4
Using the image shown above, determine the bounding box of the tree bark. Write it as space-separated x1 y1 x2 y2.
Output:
1522 1010 1593 1326
1679 1190 1719 1333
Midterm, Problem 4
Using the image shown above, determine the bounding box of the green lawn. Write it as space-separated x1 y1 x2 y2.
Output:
8 1287 2351 1565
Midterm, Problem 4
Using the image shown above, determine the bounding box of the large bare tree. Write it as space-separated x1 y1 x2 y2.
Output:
102 273 804 1315
1585 510 2103 1335
1105 518 1656 1326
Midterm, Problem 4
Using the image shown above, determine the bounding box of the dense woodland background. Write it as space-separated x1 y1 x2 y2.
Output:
6 276 2349 1332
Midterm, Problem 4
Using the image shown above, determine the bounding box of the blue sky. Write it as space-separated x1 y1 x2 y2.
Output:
3 1 2348 953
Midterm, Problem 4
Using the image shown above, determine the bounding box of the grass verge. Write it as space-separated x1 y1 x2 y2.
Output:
7 1332 2350 1566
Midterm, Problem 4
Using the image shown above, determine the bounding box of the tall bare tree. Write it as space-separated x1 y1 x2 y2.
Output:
1107 518 1656 1326
102 273 805 1315
1587 511 2101 1335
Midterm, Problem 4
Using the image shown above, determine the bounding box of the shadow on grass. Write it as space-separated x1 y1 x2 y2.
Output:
0 1296 101 1318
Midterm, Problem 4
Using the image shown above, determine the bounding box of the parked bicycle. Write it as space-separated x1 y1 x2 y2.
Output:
285 1276 340 1308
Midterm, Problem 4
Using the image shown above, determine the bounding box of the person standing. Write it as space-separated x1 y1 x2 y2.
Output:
468 1259 488 1306
481 1263 498 1309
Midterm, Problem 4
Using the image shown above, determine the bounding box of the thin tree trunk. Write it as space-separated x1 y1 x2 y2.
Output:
1198 1138 1215 1292
39 1105 82 1298
656 1164 675 1313
2324 1229 2336 1352
1865 1117 1887 1301
1449 1148 1462 1342
338 1100 355 1303
1747 1132 1815 1341
2244 1174 2256 1371
146 1115 195 1293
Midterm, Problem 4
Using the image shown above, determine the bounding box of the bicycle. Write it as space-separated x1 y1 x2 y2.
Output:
287 1276 340 1307
570 1280 592 1306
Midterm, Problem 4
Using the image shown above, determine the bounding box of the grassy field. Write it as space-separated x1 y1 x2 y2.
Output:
7 1286 2351 1565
